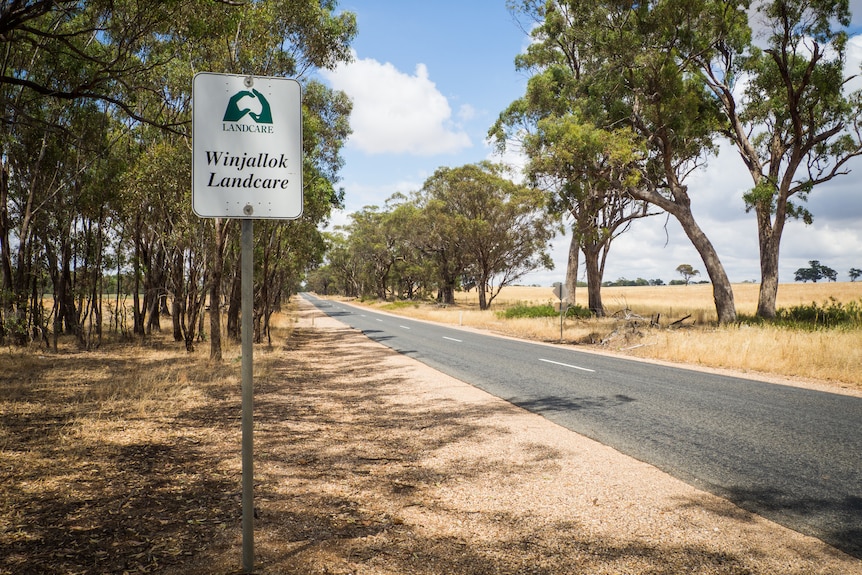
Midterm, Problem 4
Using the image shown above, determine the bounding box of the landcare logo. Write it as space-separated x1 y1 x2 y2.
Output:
222 88 274 133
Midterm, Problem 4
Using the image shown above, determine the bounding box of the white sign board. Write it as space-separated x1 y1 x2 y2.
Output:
192 72 303 219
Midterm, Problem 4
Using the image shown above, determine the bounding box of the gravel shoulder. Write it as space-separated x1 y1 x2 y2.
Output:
216 298 862 574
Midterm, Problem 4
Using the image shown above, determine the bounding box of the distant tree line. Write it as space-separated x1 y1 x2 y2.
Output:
0 1 357 356
305 162 556 310
602 278 666 287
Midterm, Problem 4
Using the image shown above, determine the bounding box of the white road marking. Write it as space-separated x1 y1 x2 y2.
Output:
539 358 595 373
399 325 411 330
443 336 463 343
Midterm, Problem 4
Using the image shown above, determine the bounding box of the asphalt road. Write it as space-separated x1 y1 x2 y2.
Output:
302 294 862 557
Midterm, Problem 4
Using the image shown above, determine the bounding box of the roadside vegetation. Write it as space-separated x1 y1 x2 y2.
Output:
0 313 292 574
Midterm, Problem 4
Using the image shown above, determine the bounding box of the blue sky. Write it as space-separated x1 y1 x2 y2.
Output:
318 0 862 286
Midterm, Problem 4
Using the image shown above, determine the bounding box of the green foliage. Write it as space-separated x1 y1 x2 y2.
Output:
675 264 700 285
325 163 557 307
497 303 558 319
776 299 862 328
794 260 837 283
743 179 777 214
739 299 862 329
496 302 591 319
0 0 357 349
380 300 422 311
603 278 652 287
500 0 744 324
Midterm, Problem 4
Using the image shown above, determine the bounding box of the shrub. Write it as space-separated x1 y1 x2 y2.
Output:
497 303 557 319
775 298 862 328
497 302 592 319
739 298 862 329
381 300 421 310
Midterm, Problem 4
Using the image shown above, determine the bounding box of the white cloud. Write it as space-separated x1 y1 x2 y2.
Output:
324 175 426 234
320 53 472 156
846 35 862 93
458 103 477 122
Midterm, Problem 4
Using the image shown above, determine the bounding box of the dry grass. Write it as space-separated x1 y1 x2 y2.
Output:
451 282 862 319
0 329 287 575
348 282 862 390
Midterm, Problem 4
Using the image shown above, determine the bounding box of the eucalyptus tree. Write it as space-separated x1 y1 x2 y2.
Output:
252 216 328 344
409 191 468 306
420 162 555 310
323 231 363 297
0 5 134 344
1 0 355 353
1 80 128 347
342 206 401 299
687 0 862 318
385 198 436 299
502 0 742 323
504 112 655 316
0 0 227 345
177 0 355 355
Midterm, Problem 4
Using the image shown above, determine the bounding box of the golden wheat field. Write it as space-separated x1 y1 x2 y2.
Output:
350 282 862 390
453 282 862 317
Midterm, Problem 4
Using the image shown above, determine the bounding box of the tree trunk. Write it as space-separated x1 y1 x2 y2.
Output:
437 260 457 305
754 193 788 319
631 182 737 324
133 218 144 336
676 209 737 323
583 244 605 316
60 238 78 336
44 242 61 350
565 232 579 308
92 214 105 348
209 219 228 361
756 215 780 319
478 278 489 310
171 251 184 342
438 281 456 305
0 154 13 340
146 289 161 333
227 265 241 341
172 297 183 341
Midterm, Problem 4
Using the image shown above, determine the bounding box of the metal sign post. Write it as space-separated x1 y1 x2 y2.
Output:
240 219 254 572
552 282 569 343
192 72 303 574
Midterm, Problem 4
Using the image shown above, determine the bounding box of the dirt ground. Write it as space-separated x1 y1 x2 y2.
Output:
2 298 861 574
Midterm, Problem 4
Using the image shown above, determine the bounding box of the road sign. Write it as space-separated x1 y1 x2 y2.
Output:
552 282 568 301
192 72 303 219
192 71 304 573
552 282 569 343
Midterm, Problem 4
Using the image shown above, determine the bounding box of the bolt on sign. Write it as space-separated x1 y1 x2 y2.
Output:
192 72 303 219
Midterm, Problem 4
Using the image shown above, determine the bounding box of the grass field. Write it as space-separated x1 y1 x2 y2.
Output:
453 282 862 319
349 282 862 390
